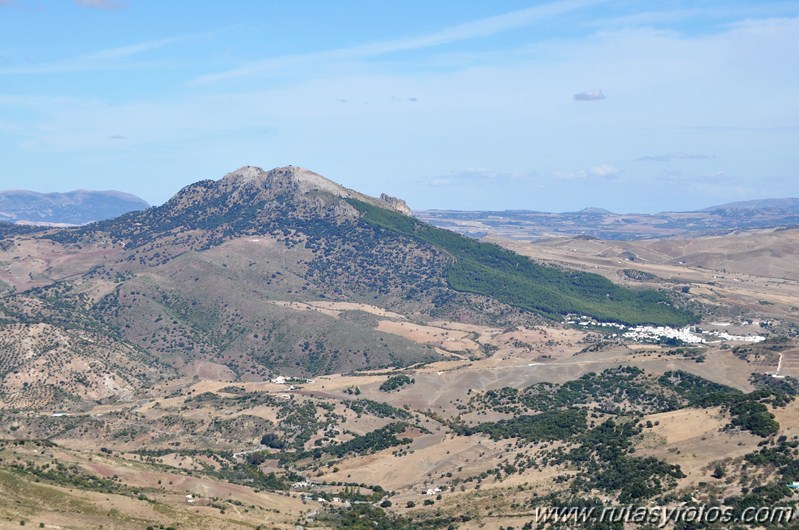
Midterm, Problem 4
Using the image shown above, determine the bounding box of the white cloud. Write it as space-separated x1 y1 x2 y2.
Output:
552 165 620 180
573 89 605 101
428 178 454 187
75 0 126 9
422 169 536 187
3 8 798 211
590 164 619 177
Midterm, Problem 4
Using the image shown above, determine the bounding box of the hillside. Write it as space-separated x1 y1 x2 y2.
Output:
0 189 149 225
0 165 694 409
627 227 799 281
510 227 799 282
3 167 799 530
48 165 691 327
350 198 694 326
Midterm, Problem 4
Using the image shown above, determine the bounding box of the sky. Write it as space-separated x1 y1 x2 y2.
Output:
1 0 798 213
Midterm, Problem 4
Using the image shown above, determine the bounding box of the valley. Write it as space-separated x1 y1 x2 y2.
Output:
5 1 798 527
0 167 798 529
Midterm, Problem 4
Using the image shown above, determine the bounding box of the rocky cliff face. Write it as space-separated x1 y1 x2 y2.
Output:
379 193 412 215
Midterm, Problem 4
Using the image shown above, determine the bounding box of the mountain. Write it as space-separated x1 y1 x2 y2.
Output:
0 166 693 409
2 172 795 530
417 198 799 241
701 197 799 214
575 206 616 215
0 189 149 225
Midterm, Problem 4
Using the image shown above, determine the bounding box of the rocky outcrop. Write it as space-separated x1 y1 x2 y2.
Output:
379 193 412 215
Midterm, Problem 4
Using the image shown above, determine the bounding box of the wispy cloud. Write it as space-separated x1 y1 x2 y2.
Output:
573 89 605 101
192 0 609 84
636 152 713 162
423 169 535 187
646 125 799 132
75 0 126 9
587 4 799 30
389 96 419 103
659 169 733 182
584 8 707 28
3 5 797 212
0 33 203 75
551 164 620 180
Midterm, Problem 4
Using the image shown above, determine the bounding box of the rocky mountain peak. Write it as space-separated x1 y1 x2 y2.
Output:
219 165 269 185
218 165 412 215
71 166 416 252
220 165 354 198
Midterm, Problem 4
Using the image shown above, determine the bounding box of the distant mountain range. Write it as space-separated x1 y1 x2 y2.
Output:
3 185 797 240
700 198 799 214
0 189 149 225
416 197 799 241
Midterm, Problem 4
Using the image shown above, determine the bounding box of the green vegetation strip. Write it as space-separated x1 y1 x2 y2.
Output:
349 199 696 326
463 408 587 442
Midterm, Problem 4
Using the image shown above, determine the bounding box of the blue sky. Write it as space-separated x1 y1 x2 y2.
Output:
1 0 798 212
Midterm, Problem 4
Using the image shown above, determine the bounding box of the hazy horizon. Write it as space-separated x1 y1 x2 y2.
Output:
5 171 799 217
1 0 797 213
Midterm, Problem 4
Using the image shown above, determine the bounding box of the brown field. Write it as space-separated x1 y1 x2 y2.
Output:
496 230 799 321
0 442 315 530
780 349 799 376
2 226 798 528
0 236 124 292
